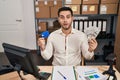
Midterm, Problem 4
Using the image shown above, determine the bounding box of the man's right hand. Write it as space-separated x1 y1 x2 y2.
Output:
38 38 46 51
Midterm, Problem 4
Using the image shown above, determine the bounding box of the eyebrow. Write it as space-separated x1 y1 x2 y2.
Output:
59 14 72 17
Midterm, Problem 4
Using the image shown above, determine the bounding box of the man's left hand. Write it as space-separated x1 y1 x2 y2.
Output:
88 38 98 52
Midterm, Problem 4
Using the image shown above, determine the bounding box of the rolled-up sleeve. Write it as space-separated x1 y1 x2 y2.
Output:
81 34 94 60
41 35 53 60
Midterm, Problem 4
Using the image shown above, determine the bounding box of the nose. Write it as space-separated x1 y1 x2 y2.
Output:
64 17 67 22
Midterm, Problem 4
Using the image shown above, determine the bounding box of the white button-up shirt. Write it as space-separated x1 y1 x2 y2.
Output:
41 28 94 66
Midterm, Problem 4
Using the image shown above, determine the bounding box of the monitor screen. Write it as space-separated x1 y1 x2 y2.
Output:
2 43 40 79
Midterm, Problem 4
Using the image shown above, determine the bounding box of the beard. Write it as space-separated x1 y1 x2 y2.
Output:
62 23 72 30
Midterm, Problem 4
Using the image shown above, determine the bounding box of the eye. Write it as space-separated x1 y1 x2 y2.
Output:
67 16 70 19
66 15 71 19
59 15 65 19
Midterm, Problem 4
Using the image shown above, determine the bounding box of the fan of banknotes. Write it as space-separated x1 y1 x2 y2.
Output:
84 26 100 40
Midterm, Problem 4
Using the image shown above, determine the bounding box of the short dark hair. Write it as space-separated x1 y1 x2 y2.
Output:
58 7 73 17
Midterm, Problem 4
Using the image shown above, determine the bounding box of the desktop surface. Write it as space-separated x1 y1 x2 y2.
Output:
38 66 120 80
0 71 21 80
0 66 120 80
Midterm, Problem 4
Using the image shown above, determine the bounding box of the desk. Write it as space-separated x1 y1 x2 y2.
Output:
39 66 120 80
0 71 21 80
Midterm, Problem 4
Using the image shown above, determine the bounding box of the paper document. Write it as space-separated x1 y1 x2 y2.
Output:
76 66 108 80
52 66 76 80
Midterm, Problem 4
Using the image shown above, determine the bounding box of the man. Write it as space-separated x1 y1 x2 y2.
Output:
38 7 98 66
20 6 98 80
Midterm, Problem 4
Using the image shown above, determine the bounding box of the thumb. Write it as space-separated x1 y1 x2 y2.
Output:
20 70 25 79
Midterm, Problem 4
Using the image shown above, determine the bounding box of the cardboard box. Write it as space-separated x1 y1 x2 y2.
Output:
38 22 48 32
51 6 61 18
101 0 119 4
50 0 62 18
100 4 118 14
36 0 62 18
64 0 81 4
114 17 120 72
37 0 62 7
114 16 120 55
65 4 81 15
116 54 120 72
37 0 54 7
81 4 98 14
35 0 55 18
118 4 120 15
116 16 120 39
35 6 50 18
53 0 62 6
82 0 99 4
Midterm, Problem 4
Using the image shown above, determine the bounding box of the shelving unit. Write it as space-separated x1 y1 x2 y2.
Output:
72 15 117 65
33 0 119 65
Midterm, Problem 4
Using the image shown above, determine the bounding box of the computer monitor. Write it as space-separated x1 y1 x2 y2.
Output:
2 43 50 79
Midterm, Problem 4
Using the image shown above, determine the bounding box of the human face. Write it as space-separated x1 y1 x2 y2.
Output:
58 11 73 30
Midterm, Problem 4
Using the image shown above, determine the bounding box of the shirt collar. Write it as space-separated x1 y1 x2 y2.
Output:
58 28 76 35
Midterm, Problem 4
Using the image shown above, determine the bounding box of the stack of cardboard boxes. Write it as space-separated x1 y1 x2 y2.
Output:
35 0 119 32
35 0 62 18
35 0 52 18
100 0 119 14
119 3 120 15
64 0 81 14
51 0 62 18
64 0 119 15
81 0 99 14
38 22 48 32
35 0 62 32
35 0 119 18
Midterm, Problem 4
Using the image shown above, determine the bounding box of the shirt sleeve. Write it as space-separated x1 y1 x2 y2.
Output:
41 35 53 60
81 33 94 60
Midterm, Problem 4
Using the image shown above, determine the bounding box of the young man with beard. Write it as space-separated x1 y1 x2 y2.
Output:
38 7 98 66
20 7 98 80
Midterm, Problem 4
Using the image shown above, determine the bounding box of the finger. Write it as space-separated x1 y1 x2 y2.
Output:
20 71 25 79
89 40 97 46
38 37 45 40
90 44 97 50
20 71 24 76
91 38 97 43
38 38 45 44
89 38 95 41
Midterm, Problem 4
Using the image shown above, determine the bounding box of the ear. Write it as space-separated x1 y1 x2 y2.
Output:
71 16 74 20
58 17 60 23
71 16 74 21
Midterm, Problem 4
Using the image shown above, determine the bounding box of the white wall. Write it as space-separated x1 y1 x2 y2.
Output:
0 0 36 52
21 0 36 50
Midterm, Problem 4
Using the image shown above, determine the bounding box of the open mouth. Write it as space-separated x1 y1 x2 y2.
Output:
63 23 68 26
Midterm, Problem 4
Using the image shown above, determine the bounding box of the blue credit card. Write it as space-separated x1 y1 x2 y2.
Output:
41 31 50 38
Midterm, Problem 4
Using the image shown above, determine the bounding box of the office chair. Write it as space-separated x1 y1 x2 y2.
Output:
81 54 84 66
81 56 84 66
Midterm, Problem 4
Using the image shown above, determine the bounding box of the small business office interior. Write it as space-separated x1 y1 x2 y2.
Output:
0 0 120 77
